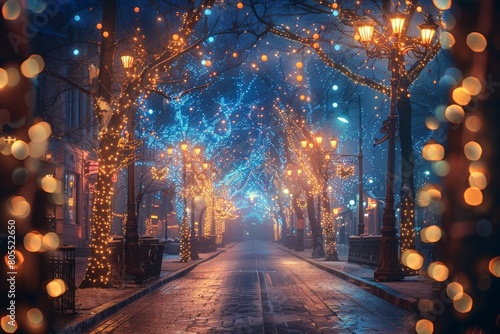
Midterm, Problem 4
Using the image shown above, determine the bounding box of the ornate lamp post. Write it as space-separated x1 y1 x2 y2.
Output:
336 94 364 236
122 53 142 276
353 8 438 281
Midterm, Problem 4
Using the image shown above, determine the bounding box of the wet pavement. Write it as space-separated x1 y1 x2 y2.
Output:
84 240 416 333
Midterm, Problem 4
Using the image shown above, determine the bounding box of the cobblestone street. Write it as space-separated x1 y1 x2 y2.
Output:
86 240 415 333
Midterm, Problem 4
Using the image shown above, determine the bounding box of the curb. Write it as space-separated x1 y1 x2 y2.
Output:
275 244 418 313
56 244 238 334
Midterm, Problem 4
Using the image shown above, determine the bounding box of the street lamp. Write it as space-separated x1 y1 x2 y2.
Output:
336 94 364 236
120 54 142 276
353 8 438 281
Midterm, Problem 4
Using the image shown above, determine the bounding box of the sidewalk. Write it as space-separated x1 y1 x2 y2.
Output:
274 243 436 313
53 244 236 334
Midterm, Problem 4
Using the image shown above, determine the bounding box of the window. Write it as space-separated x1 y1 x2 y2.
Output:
65 172 78 224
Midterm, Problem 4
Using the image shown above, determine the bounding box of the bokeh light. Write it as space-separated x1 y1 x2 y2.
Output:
4 250 24 270
11 139 29 160
20 56 44 78
453 293 473 313
415 318 434 334
421 225 442 243
445 104 465 124
43 232 60 250
8 195 30 218
1 315 17 333
468 172 487 189
24 231 44 252
440 32 456 49
465 115 481 132
422 141 445 161
466 32 487 52
463 141 482 161
425 116 440 130
417 189 431 207
446 282 464 300
0 68 8 89
41 175 58 193
464 187 483 206
432 161 450 176
418 299 434 314
462 76 482 96
46 278 67 298
489 257 500 278
441 12 456 30
401 249 424 270
433 0 452 10
2 0 21 20
428 261 449 282
26 308 44 325
469 161 486 174
452 87 471 106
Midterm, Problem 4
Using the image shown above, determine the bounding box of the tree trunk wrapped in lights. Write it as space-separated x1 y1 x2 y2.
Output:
80 0 118 288
179 215 190 263
399 184 418 275
321 191 339 261
307 192 325 258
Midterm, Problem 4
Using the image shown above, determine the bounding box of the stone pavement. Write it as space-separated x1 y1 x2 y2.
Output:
274 242 436 313
55 241 434 333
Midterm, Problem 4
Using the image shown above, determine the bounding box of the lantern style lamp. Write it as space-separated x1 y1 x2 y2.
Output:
120 55 134 69
194 146 202 156
353 18 376 43
180 141 188 152
388 10 407 35
202 162 209 170
418 16 439 45
329 136 338 150
314 134 323 146
167 146 174 155
300 139 308 149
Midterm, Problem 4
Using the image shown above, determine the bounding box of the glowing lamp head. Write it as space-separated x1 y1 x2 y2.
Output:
314 134 323 146
337 116 349 123
388 10 407 35
287 169 292 176
194 145 202 156
329 136 338 150
202 162 209 170
120 55 134 69
353 18 376 43
418 16 439 45
180 141 188 151
300 139 308 148
167 147 174 155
